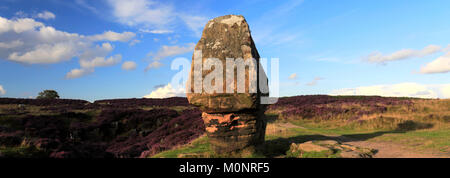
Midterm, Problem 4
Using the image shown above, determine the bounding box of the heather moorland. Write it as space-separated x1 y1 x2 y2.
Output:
0 95 448 158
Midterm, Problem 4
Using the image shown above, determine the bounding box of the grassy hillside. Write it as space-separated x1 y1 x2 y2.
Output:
1 96 449 158
154 96 450 158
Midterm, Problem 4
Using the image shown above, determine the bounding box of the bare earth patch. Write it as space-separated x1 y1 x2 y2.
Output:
325 134 450 158
344 140 450 158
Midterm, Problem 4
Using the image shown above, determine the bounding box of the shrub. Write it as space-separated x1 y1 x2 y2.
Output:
37 90 60 99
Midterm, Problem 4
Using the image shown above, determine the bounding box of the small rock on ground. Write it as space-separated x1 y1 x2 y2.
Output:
287 140 377 158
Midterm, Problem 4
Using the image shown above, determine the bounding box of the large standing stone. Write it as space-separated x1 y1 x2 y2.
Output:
186 15 269 154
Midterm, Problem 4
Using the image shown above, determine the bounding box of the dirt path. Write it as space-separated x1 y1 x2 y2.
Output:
327 134 450 158
345 140 449 158
285 125 450 158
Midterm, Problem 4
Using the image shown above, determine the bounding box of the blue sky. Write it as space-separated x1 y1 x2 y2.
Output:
0 0 449 101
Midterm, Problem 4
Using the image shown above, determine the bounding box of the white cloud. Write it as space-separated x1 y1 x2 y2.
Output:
180 15 208 36
107 0 207 35
89 31 136 42
0 16 134 78
306 77 323 86
14 11 28 18
420 52 450 74
0 17 44 34
330 82 450 99
122 61 137 71
129 39 140 46
144 61 163 71
150 43 195 61
78 43 113 60
107 0 175 29
365 45 442 64
139 29 173 34
75 0 99 14
288 73 298 80
143 83 185 98
65 68 94 79
0 85 5 95
0 16 82 64
67 45 122 79
441 85 450 98
65 51 121 78
36 11 56 20
144 38 192 72
0 40 23 49
80 54 122 68
8 43 77 64
363 44 450 74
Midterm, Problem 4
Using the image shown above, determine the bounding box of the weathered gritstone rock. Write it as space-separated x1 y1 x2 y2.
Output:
187 15 269 154
287 140 377 158
202 110 266 153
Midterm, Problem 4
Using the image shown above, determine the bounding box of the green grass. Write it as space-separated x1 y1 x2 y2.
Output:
152 136 267 158
113 98 450 158
152 136 212 158
371 129 450 152
286 148 340 158
0 146 48 158
288 120 387 136
301 151 340 158
287 117 448 151
150 117 449 158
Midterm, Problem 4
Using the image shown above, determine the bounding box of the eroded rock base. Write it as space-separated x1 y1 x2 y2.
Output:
202 111 267 154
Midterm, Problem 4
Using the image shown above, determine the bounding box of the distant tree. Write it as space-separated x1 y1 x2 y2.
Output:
37 90 60 99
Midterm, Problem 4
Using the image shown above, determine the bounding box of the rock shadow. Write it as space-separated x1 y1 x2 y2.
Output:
260 120 434 158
